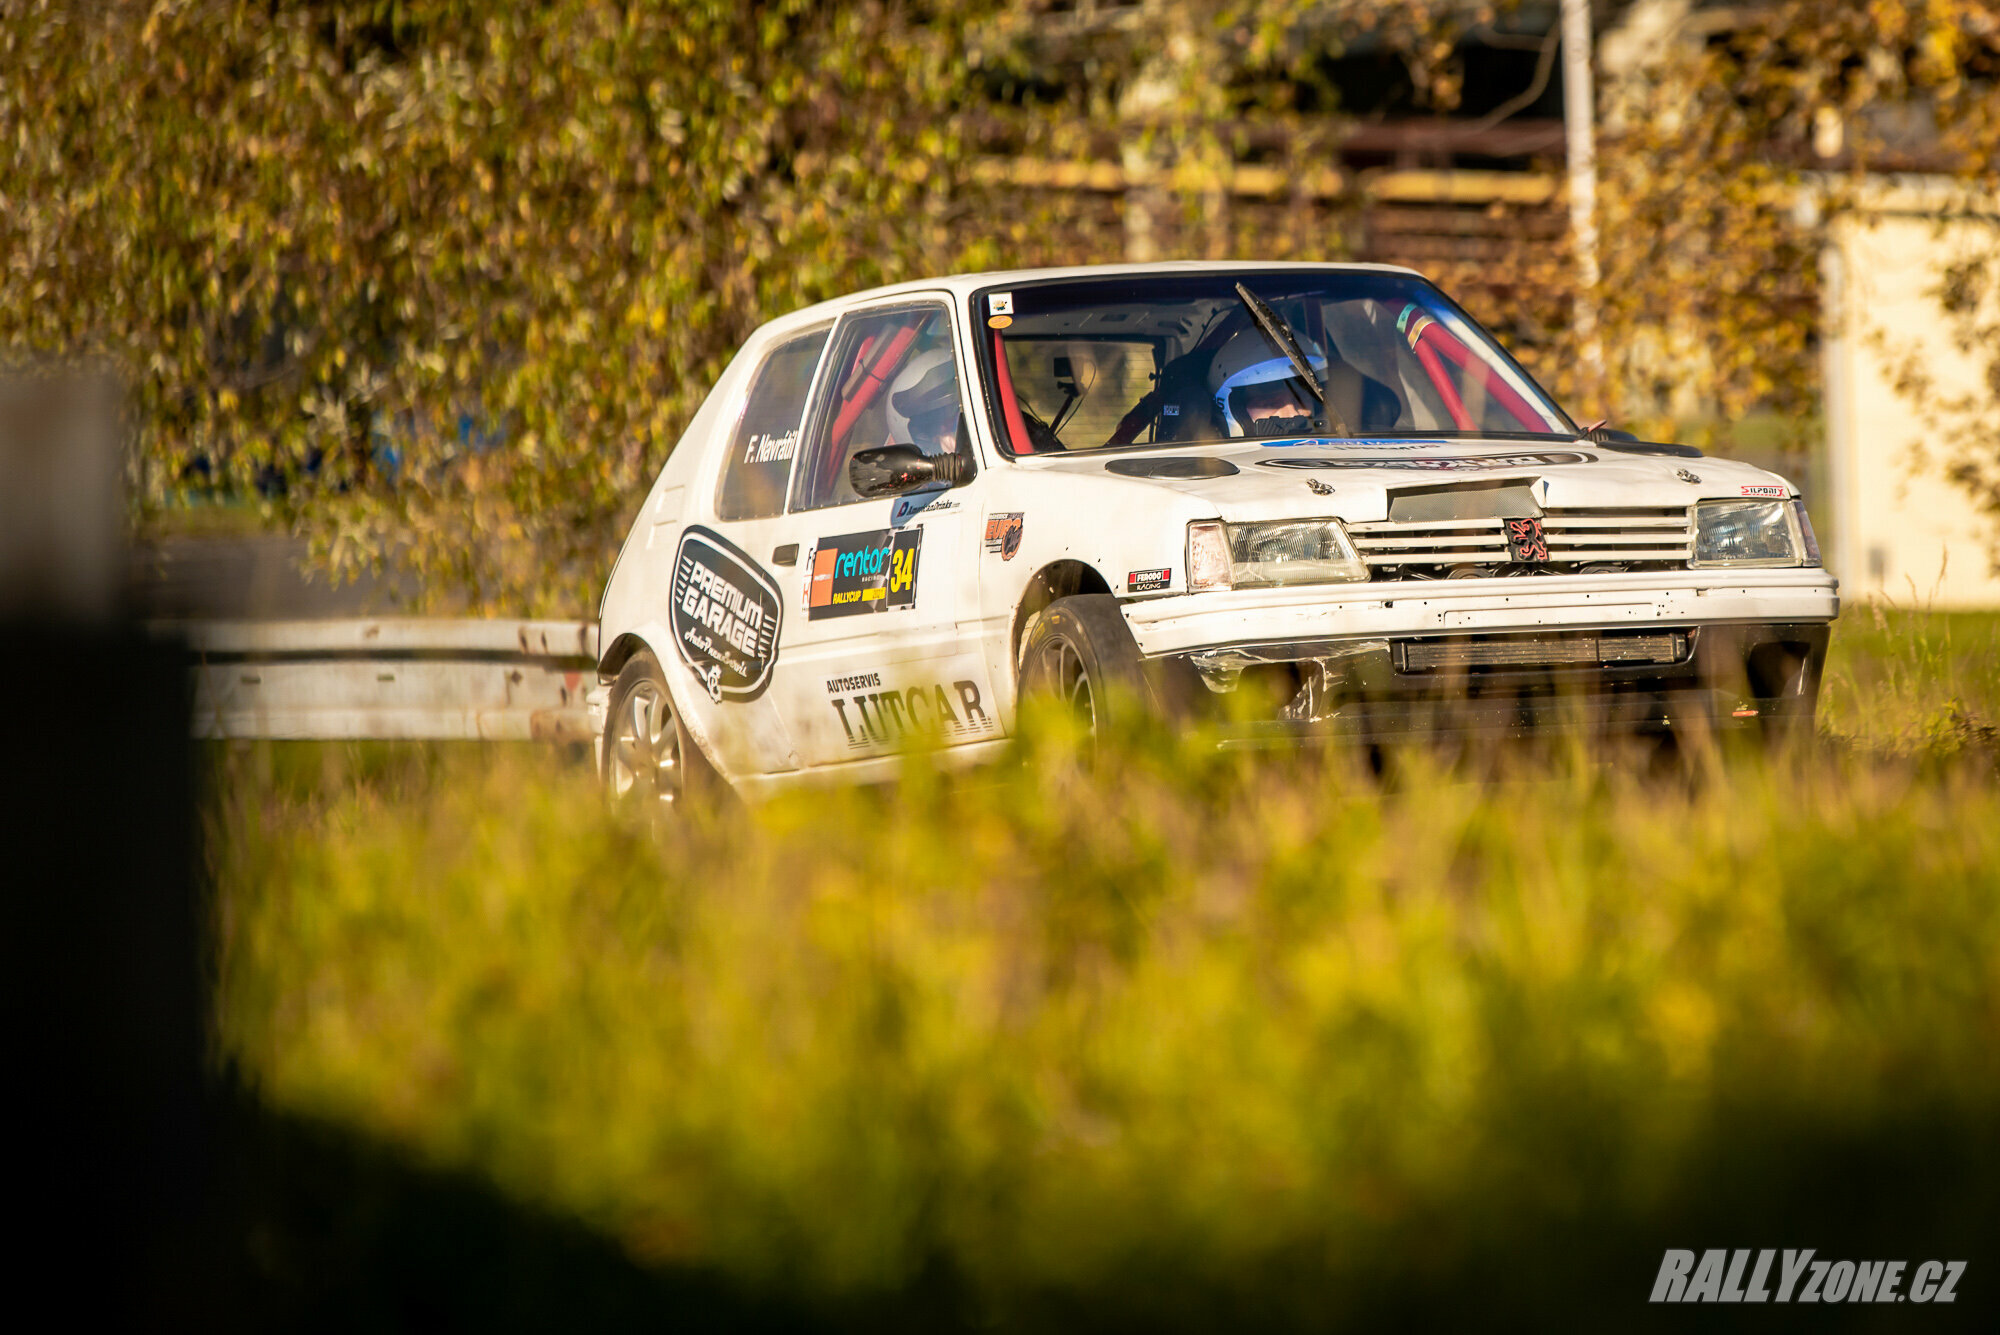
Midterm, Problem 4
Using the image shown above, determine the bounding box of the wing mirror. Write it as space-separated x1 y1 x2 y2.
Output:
849 445 974 499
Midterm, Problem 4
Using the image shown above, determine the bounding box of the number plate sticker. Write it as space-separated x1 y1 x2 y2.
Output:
807 527 923 620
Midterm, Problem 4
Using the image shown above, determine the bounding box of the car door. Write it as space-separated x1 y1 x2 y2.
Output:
761 296 1000 768
664 322 831 777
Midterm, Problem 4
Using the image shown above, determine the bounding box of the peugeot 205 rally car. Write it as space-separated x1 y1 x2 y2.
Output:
591 263 1837 804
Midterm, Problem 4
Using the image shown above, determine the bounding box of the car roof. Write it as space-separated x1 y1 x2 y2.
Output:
754 259 1429 341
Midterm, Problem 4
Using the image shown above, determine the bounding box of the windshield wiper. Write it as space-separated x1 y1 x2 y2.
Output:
1233 282 1351 436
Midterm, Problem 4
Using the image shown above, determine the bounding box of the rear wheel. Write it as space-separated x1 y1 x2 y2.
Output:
1018 594 1152 737
602 650 705 815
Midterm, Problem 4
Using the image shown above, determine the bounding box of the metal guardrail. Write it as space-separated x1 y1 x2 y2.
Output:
172 618 599 742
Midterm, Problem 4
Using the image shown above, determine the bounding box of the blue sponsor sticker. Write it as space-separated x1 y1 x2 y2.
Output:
1258 437 1452 449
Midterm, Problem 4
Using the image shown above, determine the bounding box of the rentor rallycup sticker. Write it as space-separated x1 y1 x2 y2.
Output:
1261 451 1593 472
671 526 782 702
808 527 921 619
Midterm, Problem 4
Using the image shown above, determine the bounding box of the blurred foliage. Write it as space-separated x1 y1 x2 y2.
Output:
2 0 996 611
1593 0 2000 445
208 615 2000 1325
4 2 1998 610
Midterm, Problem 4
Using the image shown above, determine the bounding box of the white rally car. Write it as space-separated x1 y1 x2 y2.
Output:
592 263 1837 803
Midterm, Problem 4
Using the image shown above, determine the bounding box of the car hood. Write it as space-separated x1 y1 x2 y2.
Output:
1011 436 1793 523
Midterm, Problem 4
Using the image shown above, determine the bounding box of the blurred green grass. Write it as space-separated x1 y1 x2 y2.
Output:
1822 607 2000 753
209 610 2000 1327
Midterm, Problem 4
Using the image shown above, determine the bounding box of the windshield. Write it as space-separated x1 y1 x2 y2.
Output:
974 271 1574 455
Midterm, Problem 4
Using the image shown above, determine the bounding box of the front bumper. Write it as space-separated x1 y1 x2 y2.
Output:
1122 568 1837 657
1124 571 1836 745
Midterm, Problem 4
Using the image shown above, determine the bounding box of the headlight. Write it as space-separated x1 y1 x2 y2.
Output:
1186 519 1369 591
1792 499 1822 566
1691 500 1802 568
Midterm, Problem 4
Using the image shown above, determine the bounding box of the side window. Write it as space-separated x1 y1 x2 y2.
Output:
714 327 830 522
793 304 967 511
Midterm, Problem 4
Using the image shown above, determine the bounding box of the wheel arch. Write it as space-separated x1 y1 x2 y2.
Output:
597 624 736 786
1010 559 1115 669
597 630 655 684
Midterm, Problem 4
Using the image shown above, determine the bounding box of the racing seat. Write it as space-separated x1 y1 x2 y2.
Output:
1324 357 1403 432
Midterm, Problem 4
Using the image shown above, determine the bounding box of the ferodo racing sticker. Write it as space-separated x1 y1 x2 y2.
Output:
672 526 782 702
808 527 921 619
1260 451 1593 471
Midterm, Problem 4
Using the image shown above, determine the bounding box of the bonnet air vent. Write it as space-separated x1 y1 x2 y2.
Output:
1387 481 1541 523
1105 456 1240 479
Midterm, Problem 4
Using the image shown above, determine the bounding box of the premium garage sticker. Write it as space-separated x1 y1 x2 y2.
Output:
1261 452 1592 472
672 526 782 702
807 527 922 619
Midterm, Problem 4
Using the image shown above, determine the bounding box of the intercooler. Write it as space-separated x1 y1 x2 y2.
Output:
1395 632 1687 672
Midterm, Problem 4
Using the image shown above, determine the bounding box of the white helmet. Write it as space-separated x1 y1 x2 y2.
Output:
1209 326 1328 438
887 348 961 452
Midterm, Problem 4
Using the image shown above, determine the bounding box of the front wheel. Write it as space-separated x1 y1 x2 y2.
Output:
602 650 707 815
1018 594 1154 737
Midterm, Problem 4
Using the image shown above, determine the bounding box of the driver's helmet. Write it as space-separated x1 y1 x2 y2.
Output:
887 348 961 453
1209 327 1327 438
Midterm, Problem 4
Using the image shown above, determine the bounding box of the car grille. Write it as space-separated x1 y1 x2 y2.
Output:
1347 507 1691 576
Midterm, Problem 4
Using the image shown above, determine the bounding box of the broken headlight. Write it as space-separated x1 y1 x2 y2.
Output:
1691 500 1805 568
1186 519 1370 592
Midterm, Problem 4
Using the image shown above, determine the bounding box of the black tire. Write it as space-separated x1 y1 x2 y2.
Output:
1018 594 1154 736
602 650 710 815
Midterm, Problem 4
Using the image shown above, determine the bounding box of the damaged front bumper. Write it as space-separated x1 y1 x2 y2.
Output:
1125 571 1837 745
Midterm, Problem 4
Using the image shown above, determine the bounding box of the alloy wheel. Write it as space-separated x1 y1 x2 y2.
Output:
1041 636 1099 736
606 678 683 809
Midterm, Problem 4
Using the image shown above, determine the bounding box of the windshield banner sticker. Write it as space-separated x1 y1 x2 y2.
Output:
671 526 782 703
828 677 996 750
808 527 921 619
1260 451 1592 472
1258 438 1453 450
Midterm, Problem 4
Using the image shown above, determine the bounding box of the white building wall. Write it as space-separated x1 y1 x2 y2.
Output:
1824 186 2000 607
